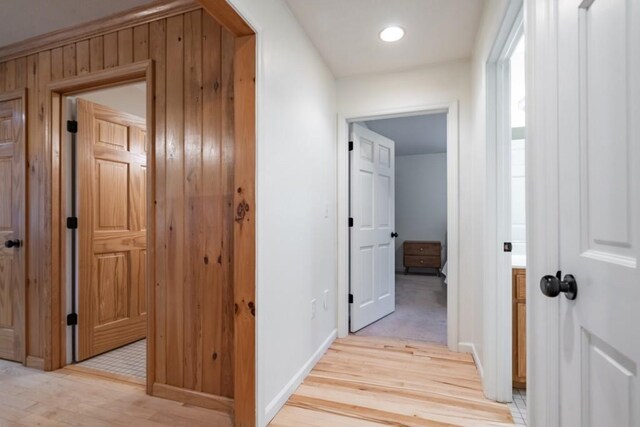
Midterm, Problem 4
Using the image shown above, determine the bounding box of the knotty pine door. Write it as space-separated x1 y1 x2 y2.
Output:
0 91 26 363
76 99 147 361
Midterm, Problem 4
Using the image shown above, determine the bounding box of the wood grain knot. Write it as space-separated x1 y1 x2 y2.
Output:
235 200 250 223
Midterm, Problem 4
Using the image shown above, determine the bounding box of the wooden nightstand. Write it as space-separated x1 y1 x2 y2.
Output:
403 241 441 275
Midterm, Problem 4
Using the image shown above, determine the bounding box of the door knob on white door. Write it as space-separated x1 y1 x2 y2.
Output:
540 272 578 300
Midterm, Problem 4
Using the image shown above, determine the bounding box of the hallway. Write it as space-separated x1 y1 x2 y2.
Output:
271 335 513 426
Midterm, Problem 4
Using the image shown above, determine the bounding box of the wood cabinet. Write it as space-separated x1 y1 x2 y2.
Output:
403 241 441 275
512 268 526 389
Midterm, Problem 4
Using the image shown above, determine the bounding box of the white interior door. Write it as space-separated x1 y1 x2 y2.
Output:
552 1 640 425
349 124 396 332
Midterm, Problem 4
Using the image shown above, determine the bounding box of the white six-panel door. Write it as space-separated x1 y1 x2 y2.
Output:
555 0 640 425
349 124 396 332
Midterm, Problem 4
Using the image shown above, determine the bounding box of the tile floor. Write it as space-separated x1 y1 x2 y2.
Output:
76 339 146 379
508 388 527 426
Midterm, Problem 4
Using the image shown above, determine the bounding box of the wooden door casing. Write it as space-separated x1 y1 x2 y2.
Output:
77 98 147 361
0 90 26 363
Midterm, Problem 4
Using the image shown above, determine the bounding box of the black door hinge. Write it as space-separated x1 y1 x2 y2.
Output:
67 120 78 134
348 294 354 304
503 242 513 252
67 217 78 229
348 141 353 151
67 313 78 326
348 217 354 227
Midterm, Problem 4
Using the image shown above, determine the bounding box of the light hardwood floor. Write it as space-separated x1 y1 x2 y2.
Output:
0 360 232 426
271 335 514 426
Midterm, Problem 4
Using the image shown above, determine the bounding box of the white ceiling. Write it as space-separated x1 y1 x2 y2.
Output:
75 82 147 119
364 113 447 156
284 0 485 77
0 0 155 47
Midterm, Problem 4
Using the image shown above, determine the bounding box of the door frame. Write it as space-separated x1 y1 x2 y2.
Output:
524 0 561 425
484 0 523 403
337 101 460 352
47 60 155 384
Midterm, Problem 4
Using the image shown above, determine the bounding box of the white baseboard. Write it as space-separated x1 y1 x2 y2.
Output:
459 341 484 380
263 329 337 424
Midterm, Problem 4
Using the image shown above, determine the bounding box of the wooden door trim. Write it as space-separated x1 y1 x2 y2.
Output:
0 88 27 364
197 0 254 37
232 34 256 427
48 60 156 388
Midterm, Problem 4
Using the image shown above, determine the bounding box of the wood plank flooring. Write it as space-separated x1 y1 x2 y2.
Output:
0 360 232 426
271 335 514 426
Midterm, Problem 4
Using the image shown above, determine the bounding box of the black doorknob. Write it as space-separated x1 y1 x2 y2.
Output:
4 239 21 248
540 272 577 300
391 232 399 238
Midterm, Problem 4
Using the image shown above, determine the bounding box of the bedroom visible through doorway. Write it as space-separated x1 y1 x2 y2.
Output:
349 112 448 344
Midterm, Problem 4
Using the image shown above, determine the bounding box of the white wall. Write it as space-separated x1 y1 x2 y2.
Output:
512 139 526 266
394 153 448 271
226 1 338 425
337 59 475 347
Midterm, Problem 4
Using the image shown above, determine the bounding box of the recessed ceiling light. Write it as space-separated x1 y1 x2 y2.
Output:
379 26 405 42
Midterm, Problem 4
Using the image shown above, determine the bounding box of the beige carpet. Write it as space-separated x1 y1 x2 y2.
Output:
354 273 447 344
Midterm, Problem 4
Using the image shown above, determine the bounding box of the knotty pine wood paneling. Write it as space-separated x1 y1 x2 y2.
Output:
0 7 236 401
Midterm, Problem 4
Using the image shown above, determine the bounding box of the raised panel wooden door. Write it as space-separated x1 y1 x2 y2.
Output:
0 91 25 363
350 124 396 332
556 1 640 425
77 99 147 361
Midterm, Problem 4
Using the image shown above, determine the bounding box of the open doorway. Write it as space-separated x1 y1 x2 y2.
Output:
62 82 148 384
350 113 448 344
506 33 527 425
487 4 527 423
341 100 460 352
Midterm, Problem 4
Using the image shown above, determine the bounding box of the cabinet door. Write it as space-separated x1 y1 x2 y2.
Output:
512 268 526 388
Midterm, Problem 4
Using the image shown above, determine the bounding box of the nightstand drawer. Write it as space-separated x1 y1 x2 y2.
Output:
403 242 440 256
404 255 440 268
